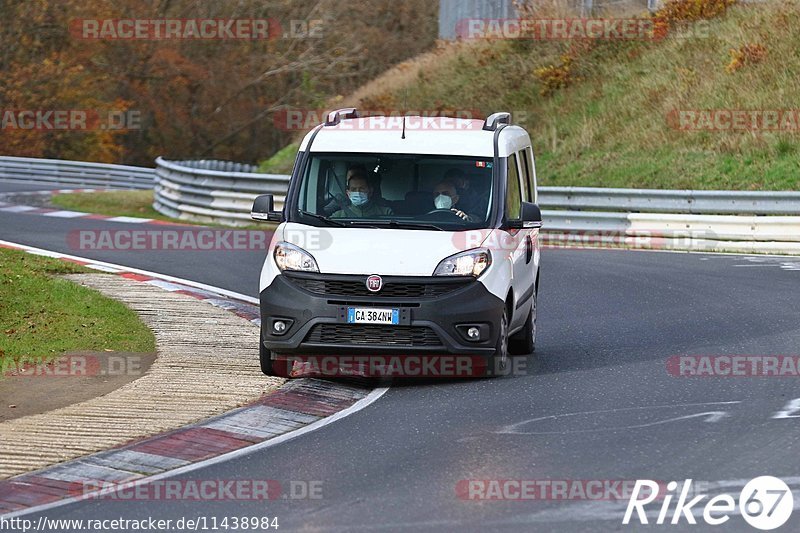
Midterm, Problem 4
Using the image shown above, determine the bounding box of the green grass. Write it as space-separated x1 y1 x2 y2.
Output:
50 190 272 229
50 190 174 221
0 248 155 372
339 1 800 190
257 143 299 174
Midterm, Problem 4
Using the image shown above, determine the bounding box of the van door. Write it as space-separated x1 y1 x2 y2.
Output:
505 151 535 332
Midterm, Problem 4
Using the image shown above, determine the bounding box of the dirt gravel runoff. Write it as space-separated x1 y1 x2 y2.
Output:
0 274 282 479
0 351 157 422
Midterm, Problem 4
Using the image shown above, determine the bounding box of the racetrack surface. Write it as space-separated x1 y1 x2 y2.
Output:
3 180 800 531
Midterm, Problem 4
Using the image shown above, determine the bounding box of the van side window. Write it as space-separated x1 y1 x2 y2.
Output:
524 147 537 203
506 155 522 220
517 151 531 203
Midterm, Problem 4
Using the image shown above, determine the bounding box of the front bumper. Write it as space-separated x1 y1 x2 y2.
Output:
260 272 505 356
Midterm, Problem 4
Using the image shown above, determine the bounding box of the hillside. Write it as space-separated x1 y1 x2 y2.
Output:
262 0 800 190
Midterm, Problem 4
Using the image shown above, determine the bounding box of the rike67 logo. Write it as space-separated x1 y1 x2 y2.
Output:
623 477 793 530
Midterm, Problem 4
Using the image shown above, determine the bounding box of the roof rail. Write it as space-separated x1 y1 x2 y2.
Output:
483 112 511 131
324 108 360 126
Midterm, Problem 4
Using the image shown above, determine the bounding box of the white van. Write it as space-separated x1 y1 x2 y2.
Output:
251 109 542 378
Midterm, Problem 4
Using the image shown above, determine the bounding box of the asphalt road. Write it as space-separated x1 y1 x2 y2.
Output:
3 180 800 532
0 181 267 295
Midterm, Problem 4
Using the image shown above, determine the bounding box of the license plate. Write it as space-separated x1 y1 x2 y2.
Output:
347 307 399 325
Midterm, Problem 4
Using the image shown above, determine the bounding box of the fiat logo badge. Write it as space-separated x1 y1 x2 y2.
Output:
366 275 383 292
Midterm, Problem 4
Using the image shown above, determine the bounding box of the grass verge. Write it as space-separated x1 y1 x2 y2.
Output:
50 190 173 221
50 190 273 229
0 248 155 373
257 143 298 174
326 0 800 190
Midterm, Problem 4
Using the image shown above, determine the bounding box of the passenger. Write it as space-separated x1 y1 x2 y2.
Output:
331 166 393 218
431 179 480 222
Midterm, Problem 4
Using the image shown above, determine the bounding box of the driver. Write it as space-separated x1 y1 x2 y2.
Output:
331 167 393 218
431 180 479 222
444 168 480 214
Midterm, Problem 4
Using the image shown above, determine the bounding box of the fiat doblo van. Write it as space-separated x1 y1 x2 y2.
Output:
251 109 542 378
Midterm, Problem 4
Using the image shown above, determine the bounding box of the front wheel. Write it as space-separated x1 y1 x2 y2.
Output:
509 292 537 355
485 309 509 378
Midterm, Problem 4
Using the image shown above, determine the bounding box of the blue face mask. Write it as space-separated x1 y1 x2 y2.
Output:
348 192 369 207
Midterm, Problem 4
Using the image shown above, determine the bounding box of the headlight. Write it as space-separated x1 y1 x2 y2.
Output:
433 248 491 277
274 242 319 272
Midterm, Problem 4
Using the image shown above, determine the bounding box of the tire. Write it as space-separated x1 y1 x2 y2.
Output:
486 309 509 378
259 334 290 378
509 291 537 355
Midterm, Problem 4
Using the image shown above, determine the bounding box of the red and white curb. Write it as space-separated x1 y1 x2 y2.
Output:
0 240 261 323
0 240 387 518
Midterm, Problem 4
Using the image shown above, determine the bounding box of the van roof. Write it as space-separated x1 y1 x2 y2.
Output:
299 115 531 158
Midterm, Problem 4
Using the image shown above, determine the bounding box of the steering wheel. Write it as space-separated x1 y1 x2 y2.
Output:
424 208 465 221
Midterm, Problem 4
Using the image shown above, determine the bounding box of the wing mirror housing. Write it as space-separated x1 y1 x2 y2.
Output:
251 194 284 223
507 202 543 229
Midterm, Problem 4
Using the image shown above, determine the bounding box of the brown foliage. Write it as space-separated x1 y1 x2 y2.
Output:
726 43 767 73
0 0 437 165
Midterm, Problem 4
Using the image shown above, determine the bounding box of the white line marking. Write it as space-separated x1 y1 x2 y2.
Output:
0 240 258 304
106 216 153 223
497 401 741 435
42 210 90 218
0 240 388 519
0 205 37 212
1 387 388 519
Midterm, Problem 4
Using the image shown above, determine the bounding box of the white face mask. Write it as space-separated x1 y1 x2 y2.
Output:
434 194 453 210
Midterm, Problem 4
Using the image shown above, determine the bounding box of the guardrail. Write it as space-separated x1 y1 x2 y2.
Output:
157 159 800 254
0 155 154 189
3 155 795 254
539 187 800 216
153 157 289 224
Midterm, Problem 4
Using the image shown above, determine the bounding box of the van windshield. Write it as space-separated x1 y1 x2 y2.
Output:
293 153 494 230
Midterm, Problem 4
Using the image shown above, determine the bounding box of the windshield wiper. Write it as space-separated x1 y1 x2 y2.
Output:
297 210 346 227
387 220 446 231
347 219 446 231
340 220 382 229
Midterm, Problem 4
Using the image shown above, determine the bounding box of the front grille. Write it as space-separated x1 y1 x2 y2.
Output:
305 324 443 347
287 275 471 299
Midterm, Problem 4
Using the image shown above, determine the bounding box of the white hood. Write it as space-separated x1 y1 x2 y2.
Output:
279 223 486 276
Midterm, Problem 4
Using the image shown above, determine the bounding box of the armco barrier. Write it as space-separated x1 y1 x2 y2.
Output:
539 187 800 216
2 155 797 254
154 157 289 225
152 159 800 253
0 155 154 189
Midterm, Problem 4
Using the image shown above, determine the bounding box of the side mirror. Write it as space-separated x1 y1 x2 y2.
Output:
508 202 542 229
251 194 283 223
